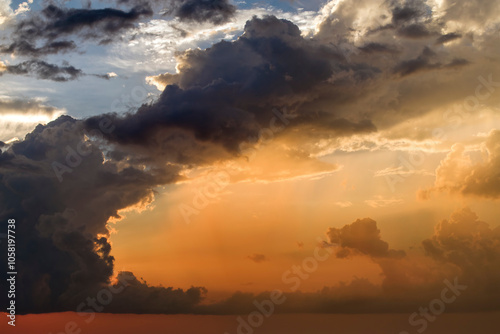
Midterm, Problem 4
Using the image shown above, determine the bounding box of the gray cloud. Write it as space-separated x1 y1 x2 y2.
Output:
0 60 115 81
172 0 236 24
1 60 83 81
435 32 462 45
1 4 153 56
0 116 188 313
0 98 61 116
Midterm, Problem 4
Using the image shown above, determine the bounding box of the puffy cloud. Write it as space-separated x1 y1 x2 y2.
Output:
327 218 405 258
88 15 377 160
203 208 500 314
0 116 184 313
422 208 500 307
421 130 500 199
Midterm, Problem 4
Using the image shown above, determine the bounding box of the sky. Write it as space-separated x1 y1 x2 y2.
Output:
0 0 500 332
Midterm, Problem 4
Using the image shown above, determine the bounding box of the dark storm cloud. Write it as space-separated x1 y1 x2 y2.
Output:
173 0 236 24
1 4 152 56
0 116 193 313
358 42 400 55
1 60 83 81
391 5 425 24
36 4 153 36
86 16 375 156
396 23 433 38
393 47 470 77
60 271 206 314
435 32 462 45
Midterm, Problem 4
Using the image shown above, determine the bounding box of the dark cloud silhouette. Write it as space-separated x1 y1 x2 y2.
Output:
391 5 425 24
396 23 433 38
173 0 236 24
435 32 462 45
0 116 186 313
1 60 83 81
1 60 115 82
86 16 376 157
0 40 77 57
358 42 400 55
393 47 469 77
326 218 405 258
66 271 207 314
1 4 152 56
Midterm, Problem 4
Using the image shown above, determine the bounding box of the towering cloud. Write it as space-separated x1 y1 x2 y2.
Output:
0 116 202 313
421 130 500 199
327 218 405 258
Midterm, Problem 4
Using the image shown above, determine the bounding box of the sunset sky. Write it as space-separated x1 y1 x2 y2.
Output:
1 0 500 332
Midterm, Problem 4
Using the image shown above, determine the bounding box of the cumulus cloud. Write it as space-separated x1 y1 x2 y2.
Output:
88 15 377 159
420 130 500 199
327 218 405 258
0 116 184 313
202 208 500 314
422 208 500 307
